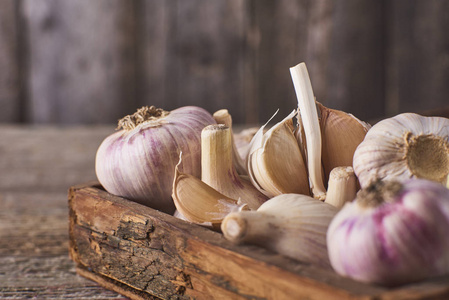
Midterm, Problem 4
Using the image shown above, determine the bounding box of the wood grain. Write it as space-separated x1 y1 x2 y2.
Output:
139 0 249 123
385 0 449 116
21 0 137 124
251 0 308 124
0 0 20 122
1 1 449 125
0 125 125 299
0 125 113 192
324 0 385 121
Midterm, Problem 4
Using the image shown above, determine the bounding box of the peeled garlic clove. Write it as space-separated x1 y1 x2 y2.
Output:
172 159 248 226
353 113 449 188
290 63 326 200
318 102 370 183
222 193 338 269
327 179 449 286
201 124 268 210
324 166 357 209
247 110 310 198
213 109 247 175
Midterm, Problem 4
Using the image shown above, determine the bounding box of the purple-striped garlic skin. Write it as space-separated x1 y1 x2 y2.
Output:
95 106 216 214
327 179 449 286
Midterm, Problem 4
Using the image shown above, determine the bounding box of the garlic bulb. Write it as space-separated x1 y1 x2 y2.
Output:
95 106 216 213
222 193 338 269
172 157 248 228
247 110 310 198
327 179 449 286
201 124 268 210
353 113 449 188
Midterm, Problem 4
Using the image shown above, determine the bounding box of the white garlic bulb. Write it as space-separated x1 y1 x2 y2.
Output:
221 193 338 269
353 113 449 188
327 179 449 286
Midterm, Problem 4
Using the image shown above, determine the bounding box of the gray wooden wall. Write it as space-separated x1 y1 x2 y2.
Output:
1 0 448 125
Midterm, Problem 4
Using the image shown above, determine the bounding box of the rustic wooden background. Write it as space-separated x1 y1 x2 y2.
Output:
1 0 448 125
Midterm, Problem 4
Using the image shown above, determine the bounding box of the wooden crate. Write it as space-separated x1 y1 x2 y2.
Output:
69 182 449 300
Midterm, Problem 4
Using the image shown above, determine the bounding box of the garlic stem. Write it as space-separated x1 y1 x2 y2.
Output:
290 63 326 200
213 109 247 175
325 166 357 209
201 124 268 210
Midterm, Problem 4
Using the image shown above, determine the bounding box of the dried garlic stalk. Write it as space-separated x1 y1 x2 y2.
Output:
290 63 326 200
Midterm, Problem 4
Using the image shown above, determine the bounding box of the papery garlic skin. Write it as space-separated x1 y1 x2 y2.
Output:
327 179 449 286
318 102 370 183
247 110 310 198
222 193 338 269
95 106 216 214
353 113 449 188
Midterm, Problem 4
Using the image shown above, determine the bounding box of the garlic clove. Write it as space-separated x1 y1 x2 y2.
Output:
201 124 268 210
353 113 449 188
324 166 357 209
213 109 248 175
247 110 310 198
222 193 338 269
318 102 370 183
172 158 248 226
290 63 326 200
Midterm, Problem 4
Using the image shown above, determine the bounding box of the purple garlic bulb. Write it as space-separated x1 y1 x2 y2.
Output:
95 106 216 214
327 179 449 286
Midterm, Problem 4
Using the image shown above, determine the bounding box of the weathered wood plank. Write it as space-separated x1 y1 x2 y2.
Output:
323 0 385 121
139 0 249 124
134 0 171 112
385 0 449 116
0 256 125 299
0 188 125 299
251 0 309 124
21 0 137 124
304 0 333 110
0 0 20 122
0 125 113 192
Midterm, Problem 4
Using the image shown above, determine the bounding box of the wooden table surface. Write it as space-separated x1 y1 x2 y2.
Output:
0 125 129 299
